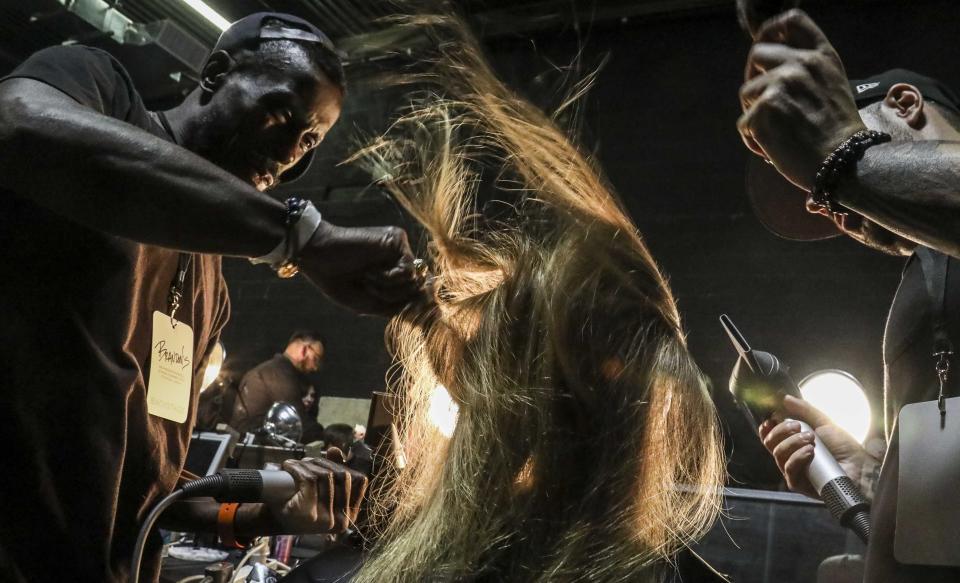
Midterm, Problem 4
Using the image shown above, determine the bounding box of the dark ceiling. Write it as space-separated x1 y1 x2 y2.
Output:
0 0 739 70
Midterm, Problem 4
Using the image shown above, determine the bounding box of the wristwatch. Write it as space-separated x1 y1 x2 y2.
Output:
249 197 323 278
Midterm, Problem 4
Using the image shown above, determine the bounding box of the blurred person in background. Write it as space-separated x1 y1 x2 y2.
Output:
229 330 325 434
301 386 325 444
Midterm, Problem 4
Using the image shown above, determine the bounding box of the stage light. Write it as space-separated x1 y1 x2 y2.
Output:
179 0 230 31
428 384 459 438
798 370 871 444
200 341 225 392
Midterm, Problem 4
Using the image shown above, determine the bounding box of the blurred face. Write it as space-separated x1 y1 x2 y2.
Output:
199 47 342 191
302 387 317 410
300 340 325 373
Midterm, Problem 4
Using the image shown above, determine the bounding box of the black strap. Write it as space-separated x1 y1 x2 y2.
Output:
167 253 193 321
915 247 953 356
915 247 954 419
150 112 191 322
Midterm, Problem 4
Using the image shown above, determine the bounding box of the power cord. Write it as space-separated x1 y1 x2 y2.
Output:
131 470 297 582
131 488 186 583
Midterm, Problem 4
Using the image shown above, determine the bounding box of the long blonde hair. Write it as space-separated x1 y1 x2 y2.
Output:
351 9 724 582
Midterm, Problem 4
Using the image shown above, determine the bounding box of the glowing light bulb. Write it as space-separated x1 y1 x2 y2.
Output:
798 370 871 444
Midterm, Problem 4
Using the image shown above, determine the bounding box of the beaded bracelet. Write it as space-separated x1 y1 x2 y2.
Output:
809 129 891 214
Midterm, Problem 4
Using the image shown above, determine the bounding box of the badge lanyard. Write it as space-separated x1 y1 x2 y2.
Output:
915 247 953 423
147 252 195 424
144 114 196 423
153 111 191 327
895 248 960 566
167 253 193 327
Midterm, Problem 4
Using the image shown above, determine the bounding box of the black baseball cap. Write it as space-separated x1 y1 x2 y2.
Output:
849 69 960 115
212 12 336 57
210 12 340 183
748 69 958 241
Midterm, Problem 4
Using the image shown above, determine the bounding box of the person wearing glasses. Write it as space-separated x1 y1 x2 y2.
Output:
229 330 327 434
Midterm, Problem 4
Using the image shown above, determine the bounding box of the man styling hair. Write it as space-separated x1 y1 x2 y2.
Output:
0 12 422 583
739 9 960 582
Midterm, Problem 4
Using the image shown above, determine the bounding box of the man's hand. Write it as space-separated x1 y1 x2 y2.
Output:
738 9 867 191
268 450 368 534
759 395 868 499
298 220 425 316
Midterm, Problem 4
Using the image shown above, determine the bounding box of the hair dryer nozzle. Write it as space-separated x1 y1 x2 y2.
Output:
722 315 801 426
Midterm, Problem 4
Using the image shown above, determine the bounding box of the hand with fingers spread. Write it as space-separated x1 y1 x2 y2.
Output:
298 220 426 317
738 9 867 191
759 395 868 499
270 449 369 534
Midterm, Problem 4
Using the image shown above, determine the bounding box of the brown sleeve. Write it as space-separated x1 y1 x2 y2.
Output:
265 367 304 405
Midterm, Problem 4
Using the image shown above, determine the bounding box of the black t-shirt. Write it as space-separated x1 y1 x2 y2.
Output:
865 249 960 582
0 46 229 583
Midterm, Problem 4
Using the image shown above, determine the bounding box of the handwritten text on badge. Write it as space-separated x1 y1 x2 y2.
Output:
147 310 194 423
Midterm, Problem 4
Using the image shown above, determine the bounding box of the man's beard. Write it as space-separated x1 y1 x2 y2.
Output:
837 213 915 256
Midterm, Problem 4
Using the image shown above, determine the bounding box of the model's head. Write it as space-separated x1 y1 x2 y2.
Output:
322 423 355 452
192 14 344 190
352 11 724 583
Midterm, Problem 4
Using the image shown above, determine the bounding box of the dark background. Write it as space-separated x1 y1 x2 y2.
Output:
3 0 958 486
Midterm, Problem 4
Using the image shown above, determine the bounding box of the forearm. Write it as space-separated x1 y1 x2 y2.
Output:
838 140 960 257
0 86 285 257
160 499 284 537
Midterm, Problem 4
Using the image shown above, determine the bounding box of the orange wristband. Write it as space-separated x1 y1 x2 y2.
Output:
217 503 244 549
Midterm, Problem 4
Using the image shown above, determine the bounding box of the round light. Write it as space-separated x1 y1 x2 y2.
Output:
200 341 225 392
428 384 459 438
798 369 871 444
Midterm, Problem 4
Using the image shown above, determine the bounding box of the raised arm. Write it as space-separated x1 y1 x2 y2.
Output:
838 141 960 258
0 78 285 257
737 9 960 257
0 43 426 315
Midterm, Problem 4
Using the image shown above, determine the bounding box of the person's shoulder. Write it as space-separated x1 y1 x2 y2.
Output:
17 45 126 77
42 44 114 61
4 45 141 117
242 354 284 380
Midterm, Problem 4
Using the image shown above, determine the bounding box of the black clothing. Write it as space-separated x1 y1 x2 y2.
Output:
282 544 363 583
347 441 373 477
302 406 325 444
865 250 960 582
0 46 229 583
229 354 313 434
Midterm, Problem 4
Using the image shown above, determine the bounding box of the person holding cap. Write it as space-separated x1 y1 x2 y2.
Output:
0 12 418 583
739 9 960 583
